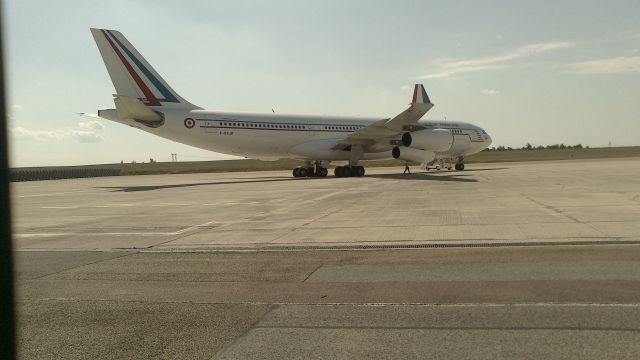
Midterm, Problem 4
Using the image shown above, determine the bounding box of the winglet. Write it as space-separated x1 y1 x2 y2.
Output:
411 84 432 105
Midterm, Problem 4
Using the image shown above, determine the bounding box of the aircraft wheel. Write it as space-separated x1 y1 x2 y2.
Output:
455 163 465 171
293 168 300 177
298 167 308 177
354 166 365 177
334 166 343 177
319 167 328 177
342 166 352 177
306 167 315 177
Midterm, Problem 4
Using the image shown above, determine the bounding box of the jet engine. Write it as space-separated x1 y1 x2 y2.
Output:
401 129 453 152
392 146 435 163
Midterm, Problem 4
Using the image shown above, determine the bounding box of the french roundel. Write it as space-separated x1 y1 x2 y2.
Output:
184 118 195 128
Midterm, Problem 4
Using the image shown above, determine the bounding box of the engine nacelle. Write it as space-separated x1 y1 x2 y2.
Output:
401 129 453 152
392 146 435 163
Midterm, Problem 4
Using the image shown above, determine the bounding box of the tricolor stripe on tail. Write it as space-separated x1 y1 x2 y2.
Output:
411 84 432 105
91 28 200 109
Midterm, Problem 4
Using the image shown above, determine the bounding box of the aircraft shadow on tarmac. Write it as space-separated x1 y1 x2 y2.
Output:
369 173 478 182
367 167 508 182
97 168 505 192
450 167 509 172
98 177 300 192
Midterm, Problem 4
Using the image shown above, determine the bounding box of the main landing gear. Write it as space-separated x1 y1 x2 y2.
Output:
291 161 366 178
293 166 328 177
334 165 365 177
292 161 329 178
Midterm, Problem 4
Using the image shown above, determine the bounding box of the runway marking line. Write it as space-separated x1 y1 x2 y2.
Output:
94 204 134 208
36 201 267 210
16 190 94 198
15 220 220 238
151 203 194 207
40 206 79 209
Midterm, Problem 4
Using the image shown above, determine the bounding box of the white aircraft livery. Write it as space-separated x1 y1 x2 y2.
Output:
90 28 492 177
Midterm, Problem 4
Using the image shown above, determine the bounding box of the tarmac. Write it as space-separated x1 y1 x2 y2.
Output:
11 158 640 359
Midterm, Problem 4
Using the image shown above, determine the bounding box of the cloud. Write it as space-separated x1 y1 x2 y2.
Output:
10 127 68 141
71 130 104 143
481 88 499 96
567 56 640 75
420 64 503 80
10 121 106 143
78 120 105 131
418 41 576 80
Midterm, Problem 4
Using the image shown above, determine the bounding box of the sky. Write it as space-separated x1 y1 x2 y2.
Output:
5 0 640 167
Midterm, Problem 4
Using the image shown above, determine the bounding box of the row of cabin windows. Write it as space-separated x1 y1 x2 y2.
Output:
324 125 360 131
218 122 361 131
221 122 307 130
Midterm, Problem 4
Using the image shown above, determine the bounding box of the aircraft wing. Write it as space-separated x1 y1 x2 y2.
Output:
336 84 433 148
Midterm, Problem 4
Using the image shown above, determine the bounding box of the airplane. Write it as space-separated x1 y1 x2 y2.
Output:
90 28 492 178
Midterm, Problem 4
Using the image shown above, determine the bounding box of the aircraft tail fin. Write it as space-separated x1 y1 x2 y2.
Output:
411 84 433 105
90 28 201 109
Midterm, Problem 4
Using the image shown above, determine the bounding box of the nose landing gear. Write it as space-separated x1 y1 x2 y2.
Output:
455 156 465 171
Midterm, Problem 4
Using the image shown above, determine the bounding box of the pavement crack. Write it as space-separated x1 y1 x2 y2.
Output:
302 264 324 282
209 304 280 360
525 196 583 223
34 252 135 280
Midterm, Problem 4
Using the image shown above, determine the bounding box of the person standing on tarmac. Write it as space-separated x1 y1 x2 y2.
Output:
403 162 411 175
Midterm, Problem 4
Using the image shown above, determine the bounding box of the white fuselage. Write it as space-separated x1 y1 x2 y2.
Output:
102 108 492 162
91 28 492 168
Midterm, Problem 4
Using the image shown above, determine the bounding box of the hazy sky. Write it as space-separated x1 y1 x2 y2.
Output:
6 0 640 166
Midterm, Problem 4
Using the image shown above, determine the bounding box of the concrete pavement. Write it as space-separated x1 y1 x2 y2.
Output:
12 158 640 359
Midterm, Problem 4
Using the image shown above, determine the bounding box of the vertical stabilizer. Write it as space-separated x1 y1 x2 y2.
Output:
411 84 432 105
90 28 200 109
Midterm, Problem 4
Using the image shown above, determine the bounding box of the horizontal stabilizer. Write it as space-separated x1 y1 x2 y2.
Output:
113 95 162 121
78 112 101 118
